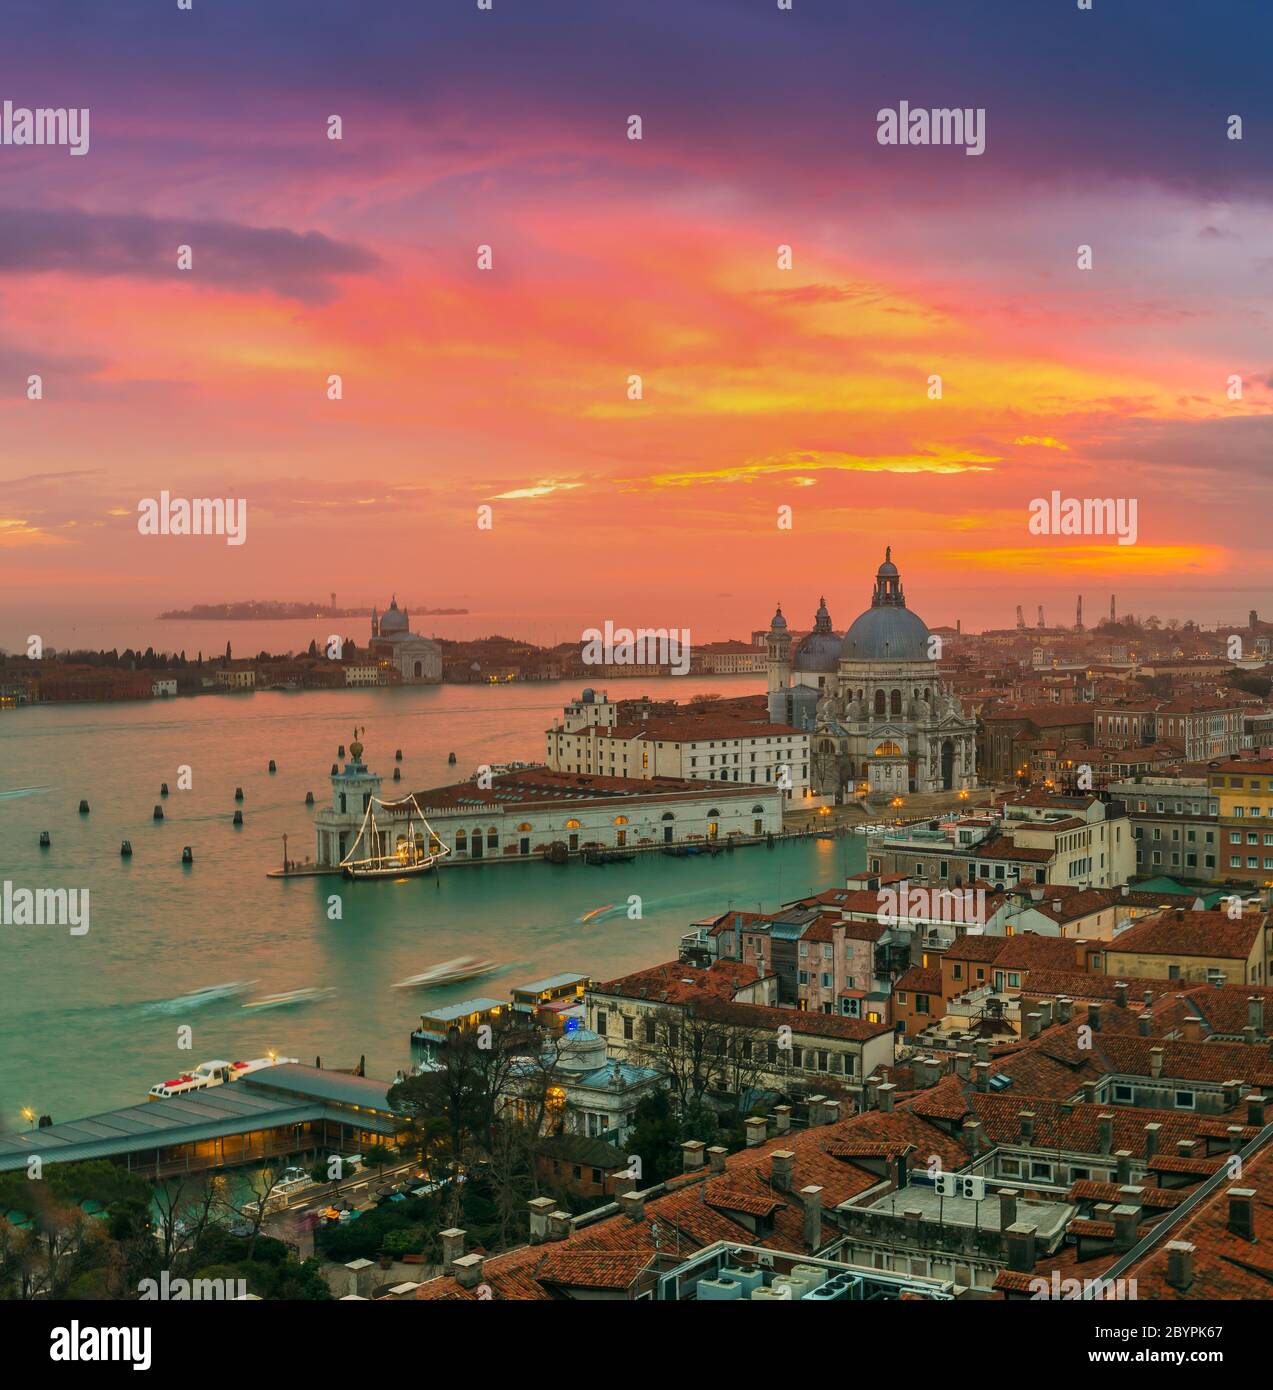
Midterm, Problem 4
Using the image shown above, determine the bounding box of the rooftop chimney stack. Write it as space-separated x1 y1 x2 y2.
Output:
1005 1223 1038 1274
440 1228 467 1268
1088 1002 1102 1032
1149 1046 1164 1080
1247 1095 1267 1128
526 1198 555 1244
453 1253 486 1290
1114 981 1128 1009
1228 1187 1257 1241
1098 1112 1115 1154
800 1185 824 1253
998 1189 1018 1228
1144 1122 1161 1158
770 1150 795 1193
1165 1241 1195 1292
681 1140 706 1173
878 1082 897 1113
744 1116 768 1147
619 1192 645 1224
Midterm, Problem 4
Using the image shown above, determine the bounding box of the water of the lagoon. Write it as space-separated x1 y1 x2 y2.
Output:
0 679 865 1126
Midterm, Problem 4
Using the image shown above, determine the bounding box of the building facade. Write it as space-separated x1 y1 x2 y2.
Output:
766 551 977 798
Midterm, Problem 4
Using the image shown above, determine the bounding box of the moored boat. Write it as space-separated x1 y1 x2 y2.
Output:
147 1054 296 1101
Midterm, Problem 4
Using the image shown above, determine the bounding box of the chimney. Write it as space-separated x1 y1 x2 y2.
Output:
807 1095 827 1127
975 1038 991 1064
1052 899 1062 913
770 1149 795 1193
1227 1125 1245 1155
1247 1094 1266 1128
1143 988 1153 1009
1088 1002 1102 1033
1056 996 1073 1023
681 1140 706 1173
1244 1025 1258 1047
865 1075 882 1111
440 1228 466 1268
744 1116 768 1147
1112 1204 1140 1251
1017 1109 1036 1143
453 1253 485 1290
1222 1080 1243 1110
548 1210 573 1241
774 1103 793 1134
1098 1112 1115 1155
707 1145 729 1174
1004 1222 1038 1274
619 1192 645 1224
1114 981 1129 1009
998 1188 1018 1228
526 1198 555 1244
1165 1241 1195 1292
612 1169 637 1197
1037 1000 1055 1029
878 1082 897 1113
1149 1046 1164 1080
1025 1012 1042 1041
973 1062 991 1092
962 1119 984 1157
1228 1187 1257 1240
1249 997 1265 1036
1182 1016 1203 1043
1081 1081 1100 1104
1176 1139 1199 1159
1115 1150 1133 1184
823 1098 842 1125
800 1185 824 1252
953 1051 972 1079
1137 1013 1152 1037
1144 1122 1161 1159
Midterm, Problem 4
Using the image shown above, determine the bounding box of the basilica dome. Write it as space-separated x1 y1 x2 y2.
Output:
840 548 931 662
379 596 410 636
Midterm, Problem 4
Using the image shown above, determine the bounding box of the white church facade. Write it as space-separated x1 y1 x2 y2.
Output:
369 596 442 684
766 550 977 800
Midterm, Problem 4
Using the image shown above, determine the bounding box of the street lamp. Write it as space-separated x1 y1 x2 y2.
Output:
20 1107 35 1130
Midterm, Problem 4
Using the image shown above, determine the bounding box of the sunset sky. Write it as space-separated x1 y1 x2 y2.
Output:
2 0 1271 646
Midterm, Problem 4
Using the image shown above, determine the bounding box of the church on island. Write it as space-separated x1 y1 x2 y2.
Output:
369 596 442 684
765 549 977 800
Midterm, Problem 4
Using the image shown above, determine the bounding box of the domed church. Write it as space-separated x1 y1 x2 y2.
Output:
369 596 442 684
766 549 976 799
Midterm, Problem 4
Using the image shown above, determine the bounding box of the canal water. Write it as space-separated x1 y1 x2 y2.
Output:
0 679 865 1124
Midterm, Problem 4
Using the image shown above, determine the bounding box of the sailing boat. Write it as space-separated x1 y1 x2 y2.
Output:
340 790 452 880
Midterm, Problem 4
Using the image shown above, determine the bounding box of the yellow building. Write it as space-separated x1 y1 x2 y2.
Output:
1105 905 1271 986
1208 757 1273 887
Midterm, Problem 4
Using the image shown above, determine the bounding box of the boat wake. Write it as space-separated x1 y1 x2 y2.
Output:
242 986 336 1011
0 784 52 801
140 981 259 1015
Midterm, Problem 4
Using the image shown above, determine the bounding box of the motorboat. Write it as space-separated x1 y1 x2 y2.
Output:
392 956 499 989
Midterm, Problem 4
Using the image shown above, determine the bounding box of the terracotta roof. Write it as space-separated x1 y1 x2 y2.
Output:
593 959 768 1004
1122 1143 1273 1298
896 966 942 995
1108 907 1267 961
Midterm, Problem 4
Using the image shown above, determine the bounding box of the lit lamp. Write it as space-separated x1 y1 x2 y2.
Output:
20 1107 35 1130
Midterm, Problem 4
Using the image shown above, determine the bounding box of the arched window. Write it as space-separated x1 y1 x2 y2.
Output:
874 741 902 756
516 822 532 832
565 818 582 829
924 687 931 702
890 689 902 717
874 690 886 717
661 812 675 821
708 808 720 818
455 829 467 843
751 804 764 813
613 815 629 826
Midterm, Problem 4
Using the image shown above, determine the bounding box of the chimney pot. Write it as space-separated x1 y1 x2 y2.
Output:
1144 1121 1162 1158
1017 1109 1036 1143
1149 1046 1164 1080
1137 1013 1152 1037
877 1082 897 1113
681 1139 706 1172
706 1145 729 1174
1056 996 1073 1023
453 1253 485 1290
774 1103 793 1133
618 1192 645 1224
1088 1002 1102 1033
1098 1112 1115 1155
744 1116 768 1147
962 1119 984 1157
998 1188 1018 1228
1114 981 1128 1009
800 1185 824 1253
548 1210 573 1241
1247 1094 1266 1128
1115 1150 1132 1184
1228 1187 1257 1241
1005 1222 1038 1274
1025 1012 1042 1040
1165 1240 1195 1292
973 1062 991 1093
770 1149 796 1193
440 1227 466 1267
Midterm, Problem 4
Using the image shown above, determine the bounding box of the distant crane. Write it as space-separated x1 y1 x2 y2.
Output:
1037 605 1045 629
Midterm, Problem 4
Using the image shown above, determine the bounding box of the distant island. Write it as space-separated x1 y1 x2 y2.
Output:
158 601 469 621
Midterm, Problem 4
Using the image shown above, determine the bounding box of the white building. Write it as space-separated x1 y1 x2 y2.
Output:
344 664 380 686
314 736 383 867
546 689 810 800
151 679 177 698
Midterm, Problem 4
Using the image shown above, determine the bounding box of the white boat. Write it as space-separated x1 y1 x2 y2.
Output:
147 1054 296 1101
340 791 451 879
392 956 499 989
241 987 336 1011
